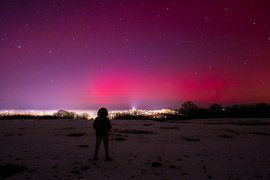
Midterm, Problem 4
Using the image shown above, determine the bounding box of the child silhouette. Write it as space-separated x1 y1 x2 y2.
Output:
93 107 112 161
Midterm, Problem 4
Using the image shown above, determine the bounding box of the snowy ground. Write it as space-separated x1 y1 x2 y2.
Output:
1 118 270 180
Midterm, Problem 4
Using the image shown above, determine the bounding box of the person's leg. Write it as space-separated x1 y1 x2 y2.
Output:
103 136 112 161
94 136 102 160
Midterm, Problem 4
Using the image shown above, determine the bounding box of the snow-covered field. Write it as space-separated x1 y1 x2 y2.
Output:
1 118 270 179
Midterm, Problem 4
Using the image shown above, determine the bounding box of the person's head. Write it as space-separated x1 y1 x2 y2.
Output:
97 107 108 117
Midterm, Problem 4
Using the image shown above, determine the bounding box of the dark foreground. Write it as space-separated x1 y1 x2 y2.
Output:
1 118 270 179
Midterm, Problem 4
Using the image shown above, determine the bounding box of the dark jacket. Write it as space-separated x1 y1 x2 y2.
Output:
93 116 112 136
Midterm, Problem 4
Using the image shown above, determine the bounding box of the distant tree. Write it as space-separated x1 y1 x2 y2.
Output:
81 113 90 119
196 107 209 118
179 101 198 118
53 110 67 118
253 103 270 117
75 113 90 119
208 103 223 117
208 103 222 112
225 105 241 117
53 110 76 119
68 112 77 119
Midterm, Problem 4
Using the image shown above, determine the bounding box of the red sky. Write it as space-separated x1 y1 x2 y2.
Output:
1 0 270 110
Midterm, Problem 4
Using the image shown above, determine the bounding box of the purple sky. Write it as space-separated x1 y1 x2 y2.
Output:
1 1 270 110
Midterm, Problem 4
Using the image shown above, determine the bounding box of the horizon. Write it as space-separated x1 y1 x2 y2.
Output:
1 100 269 111
1 1 270 110
1 101 269 115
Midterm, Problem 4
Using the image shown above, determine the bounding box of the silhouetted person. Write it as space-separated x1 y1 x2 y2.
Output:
93 107 112 161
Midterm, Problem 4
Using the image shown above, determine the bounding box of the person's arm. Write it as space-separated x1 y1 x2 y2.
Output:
107 119 112 131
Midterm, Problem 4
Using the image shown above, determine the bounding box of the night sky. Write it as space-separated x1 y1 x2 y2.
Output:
1 1 270 110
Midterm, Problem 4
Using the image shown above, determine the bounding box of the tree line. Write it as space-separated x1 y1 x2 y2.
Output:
0 110 89 120
178 101 270 119
114 101 270 120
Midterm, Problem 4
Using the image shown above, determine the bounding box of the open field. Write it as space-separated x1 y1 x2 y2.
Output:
1 118 270 179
